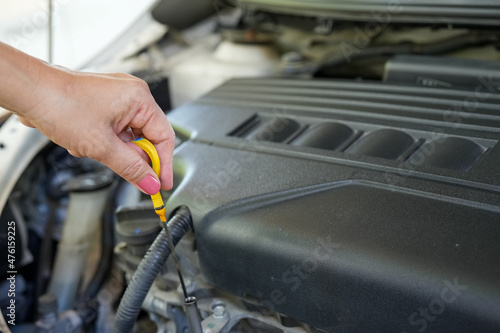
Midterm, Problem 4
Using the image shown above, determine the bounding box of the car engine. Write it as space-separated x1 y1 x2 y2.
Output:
0 1 499 332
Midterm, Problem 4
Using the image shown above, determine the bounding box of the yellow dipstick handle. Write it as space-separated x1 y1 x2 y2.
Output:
132 138 166 222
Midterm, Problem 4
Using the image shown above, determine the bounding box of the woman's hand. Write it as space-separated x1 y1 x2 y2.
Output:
0 42 175 194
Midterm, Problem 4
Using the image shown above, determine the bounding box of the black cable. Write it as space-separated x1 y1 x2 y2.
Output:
113 206 193 333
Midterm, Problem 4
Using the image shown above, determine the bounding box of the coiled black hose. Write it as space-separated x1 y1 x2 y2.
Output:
113 206 193 333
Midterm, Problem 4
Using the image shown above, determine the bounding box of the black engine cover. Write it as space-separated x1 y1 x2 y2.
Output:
166 78 500 332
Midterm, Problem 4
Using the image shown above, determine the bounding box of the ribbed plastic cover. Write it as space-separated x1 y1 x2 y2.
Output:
166 78 500 332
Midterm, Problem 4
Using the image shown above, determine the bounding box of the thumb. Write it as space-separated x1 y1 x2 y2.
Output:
100 138 161 195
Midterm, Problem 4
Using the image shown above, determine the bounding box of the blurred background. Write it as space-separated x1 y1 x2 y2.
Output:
0 0 158 68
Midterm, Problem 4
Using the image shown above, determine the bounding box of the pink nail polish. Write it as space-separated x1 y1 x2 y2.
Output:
138 175 161 195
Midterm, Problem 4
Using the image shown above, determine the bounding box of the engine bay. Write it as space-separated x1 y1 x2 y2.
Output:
1 0 500 332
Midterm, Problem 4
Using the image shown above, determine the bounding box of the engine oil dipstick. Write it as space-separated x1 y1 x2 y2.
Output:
132 138 189 299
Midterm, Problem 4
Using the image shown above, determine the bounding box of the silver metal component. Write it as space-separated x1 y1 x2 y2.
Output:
184 296 203 333
279 51 317 75
281 51 304 64
142 284 179 316
314 18 333 34
142 279 309 332
176 278 196 301
115 242 127 252
201 300 230 332
199 298 309 333
35 308 82 333
212 302 226 319
147 312 174 333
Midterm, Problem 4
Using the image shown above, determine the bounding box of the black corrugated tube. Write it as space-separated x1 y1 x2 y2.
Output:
113 206 193 333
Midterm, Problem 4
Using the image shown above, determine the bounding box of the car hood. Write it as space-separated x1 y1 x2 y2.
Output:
239 0 500 27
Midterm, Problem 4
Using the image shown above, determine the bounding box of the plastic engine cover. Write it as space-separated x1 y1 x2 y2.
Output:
165 78 500 333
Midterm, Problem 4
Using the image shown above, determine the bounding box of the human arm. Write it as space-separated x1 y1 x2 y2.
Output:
0 41 175 194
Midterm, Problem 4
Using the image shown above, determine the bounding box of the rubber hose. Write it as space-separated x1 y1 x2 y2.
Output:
113 206 193 333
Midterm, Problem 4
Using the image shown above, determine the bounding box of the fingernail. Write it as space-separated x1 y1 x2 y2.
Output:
138 175 161 195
